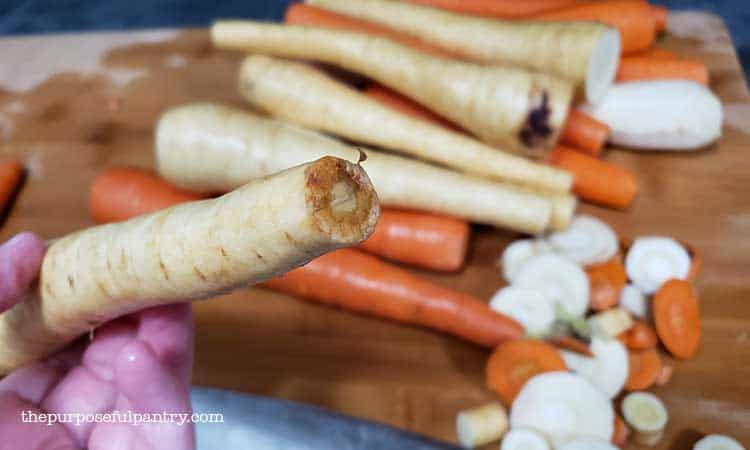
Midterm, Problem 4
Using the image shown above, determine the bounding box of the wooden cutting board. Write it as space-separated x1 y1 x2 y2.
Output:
0 12 748 449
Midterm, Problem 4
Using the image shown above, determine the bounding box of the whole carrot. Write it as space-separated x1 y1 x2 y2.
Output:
561 110 610 157
402 0 576 18
284 3 456 59
617 56 709 85
548 146 638 209
535 0 657 54
0 161 23 214
262 248 524 347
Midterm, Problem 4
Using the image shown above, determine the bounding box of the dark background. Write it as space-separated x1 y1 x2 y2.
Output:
1 0 749 74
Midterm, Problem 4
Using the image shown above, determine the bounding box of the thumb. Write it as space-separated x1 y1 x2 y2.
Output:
0 232 46 313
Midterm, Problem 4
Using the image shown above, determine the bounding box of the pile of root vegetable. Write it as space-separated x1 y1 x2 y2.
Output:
0 0 742 449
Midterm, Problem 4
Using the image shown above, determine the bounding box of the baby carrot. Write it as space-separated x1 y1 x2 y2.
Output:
535 0 657 54
625 348 662 390
652 5 668 32
262 249 524 347
284 3 456 58
561 110 610 157
617 56 709 85
548 146 638 209
586 257 627 311
653 279 701 359
0 160 23 215
401 0 576 18
486 339 567 406
622 320 659 350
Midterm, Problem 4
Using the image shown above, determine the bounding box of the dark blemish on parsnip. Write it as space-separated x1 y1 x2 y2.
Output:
193 266 207 281
519 92 552 148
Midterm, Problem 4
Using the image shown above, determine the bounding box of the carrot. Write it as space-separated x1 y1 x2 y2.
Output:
652 5 668 32
549 335 594 357
89 167 206 223
535 0 657 54
364 84 463 133
486 339 567 406
635 47 680 59
548 146 638 209
586 257 627 311
625 348 662 390
617 56 710 84
622 320 659 350
560 110 610 157
613 413 631 447
309 0 619 103
263 248 524 348
655 364 674 386
0 156 379 375
0 160 23 215
360 209 470 272
284 3 456 59
653 279 701 359
212 20 575 154
401 0 576 18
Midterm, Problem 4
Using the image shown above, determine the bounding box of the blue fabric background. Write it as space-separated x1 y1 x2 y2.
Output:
0 0 748 75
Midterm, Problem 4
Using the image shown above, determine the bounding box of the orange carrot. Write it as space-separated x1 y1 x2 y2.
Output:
535 0 657 54
625 348 662 390
549 335 594 357
548 146 638 209
586 257 627 311
653 279 701 359
284 3 456 58
612 414 631 447
486 339 567 405
635 47 680 59
0 161 23 215
622 320 659 350
652 5 668 32
655 364 674 386
364 84 463 132
263 249 524 347
359 209 470 272
401 0 576 19
89 167 206 223
617 56 710 84
560 110 610 157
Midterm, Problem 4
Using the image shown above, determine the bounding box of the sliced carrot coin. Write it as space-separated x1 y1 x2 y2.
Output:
625 348 662 391
653 279 701 359
586 258 627 311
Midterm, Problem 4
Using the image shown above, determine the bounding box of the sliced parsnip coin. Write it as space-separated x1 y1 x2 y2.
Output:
694 434 746 450
620 283 648 319
625 237 691 294
621 392 668 447
510 372 614 447
490 286 557 337
588 307 634 338
514 254 590 318
559 437 621 450
501 428 551 450
500 239 552 283
581 80 723 150
547 215 619 266
562 337 629 398
456 402 509 449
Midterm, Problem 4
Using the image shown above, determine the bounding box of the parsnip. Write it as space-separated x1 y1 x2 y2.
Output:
0 157 379 375
456 403 509 448
239 55 572 193
308 0 620 103
157 103 575 233
212 21 574 154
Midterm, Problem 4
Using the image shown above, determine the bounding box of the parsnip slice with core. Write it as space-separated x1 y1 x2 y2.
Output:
499 239 553 283
490 286 556 337
510 372 614 446
561 337 629 398
0 157 379 374
456 403 508 449
547 214 618 266
500 428 550 450
588 307 634 339
621 392 668 447
514 254 590 317
694 435 746 450
620 283 648 319
581 81 723 150
625 237 690 294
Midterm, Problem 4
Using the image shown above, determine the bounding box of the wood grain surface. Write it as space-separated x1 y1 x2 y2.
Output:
0 12 748 449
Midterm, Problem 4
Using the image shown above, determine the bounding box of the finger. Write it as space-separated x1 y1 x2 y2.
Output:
82 318 138 381
0 392 77 450
136 303 194 385
0 232 45 313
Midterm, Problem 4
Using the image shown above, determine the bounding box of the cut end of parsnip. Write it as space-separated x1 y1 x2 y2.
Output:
305 156 380 244
585 28 621 105
621 392 668 447
456 403 509 449
694 434 746 450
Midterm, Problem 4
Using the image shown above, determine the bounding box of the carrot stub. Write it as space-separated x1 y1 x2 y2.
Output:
621 320 659 350
653 279 701 359
560 110 610 157
486 339 567 406
617 56 709 85
263 248 524 348
586 257 627 311
0 160 23 215
625 348 662 390
401 0 576 19
548 146 638 209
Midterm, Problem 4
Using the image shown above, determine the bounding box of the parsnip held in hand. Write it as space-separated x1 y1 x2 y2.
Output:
0 157 379 374
211 21 574 154
582 81 723 150
157 103 574 233
308 0 621 103
239 55 572 194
